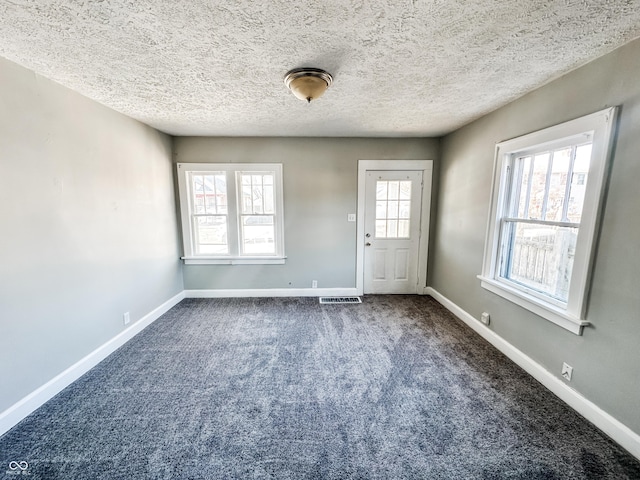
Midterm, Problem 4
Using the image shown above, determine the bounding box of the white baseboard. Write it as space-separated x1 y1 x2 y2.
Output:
6 286 638 462
184 287 359 298
425 287 640 461
0 290 185 438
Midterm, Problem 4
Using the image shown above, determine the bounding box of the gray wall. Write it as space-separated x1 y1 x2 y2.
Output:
174 137 439 290
0 58 184 413
431 38 640 433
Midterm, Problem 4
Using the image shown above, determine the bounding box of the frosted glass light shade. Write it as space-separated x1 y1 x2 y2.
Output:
284 68 333 103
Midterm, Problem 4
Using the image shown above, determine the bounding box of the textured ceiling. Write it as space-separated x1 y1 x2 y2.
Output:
1 1 640 137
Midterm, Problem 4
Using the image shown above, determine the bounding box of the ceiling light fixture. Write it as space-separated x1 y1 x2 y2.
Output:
284 68 333 103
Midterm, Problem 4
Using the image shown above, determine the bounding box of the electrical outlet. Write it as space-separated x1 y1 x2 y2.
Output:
347 214 356 222
480 312 490 325
562 362 573 381
312 280 318 288
123 312 130 325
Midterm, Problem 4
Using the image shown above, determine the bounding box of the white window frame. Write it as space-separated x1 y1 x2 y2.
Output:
479 107 618 335
177 163 285 265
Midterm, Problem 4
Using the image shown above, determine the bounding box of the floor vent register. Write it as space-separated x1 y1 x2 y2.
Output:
319 297 362 304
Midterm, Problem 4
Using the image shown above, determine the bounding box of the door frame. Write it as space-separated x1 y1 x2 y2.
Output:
356 160 433 295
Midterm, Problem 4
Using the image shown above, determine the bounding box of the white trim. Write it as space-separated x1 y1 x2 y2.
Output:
0 291 185 438
425 286 640 461
0 286 358 437
182 257 286 265
176 163 285 262
480 107 618 331
356 160 433 295
478 276 588 335
184 287 359 298
4 286 639 463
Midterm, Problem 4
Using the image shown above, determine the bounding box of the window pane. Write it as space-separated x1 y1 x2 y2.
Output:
387 219 398 238
215 175 227 214
399 201 410 219
252 186 264 214
502 221 577 303
376 180 412 238
264 185 274 214
567 144 592 223
376 181 388 201
192 174 227 215
516 156 531 218
546 148 571 222
238 173 278 254
387 201 399 220
242 186 252 214
193 175 205 214
527 153 549 220
194 216 228 254
193 175 204 193
388 181 400 200
180 165 283 260
203 175 214 195
252 175 264 214
399 181 411 200
241 216 275 254
398 220 410 237
483 109 616 330
195 196 205 214
240 173 274 216
574 144 592 172
205 194 216 212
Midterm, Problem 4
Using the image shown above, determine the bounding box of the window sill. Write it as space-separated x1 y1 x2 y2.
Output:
182 256 286 265
478 276 590 335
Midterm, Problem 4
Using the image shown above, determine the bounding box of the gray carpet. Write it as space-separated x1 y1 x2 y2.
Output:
1 296 639 479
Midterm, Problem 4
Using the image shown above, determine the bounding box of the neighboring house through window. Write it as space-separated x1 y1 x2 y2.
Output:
479 107 617 334
177 163 285 264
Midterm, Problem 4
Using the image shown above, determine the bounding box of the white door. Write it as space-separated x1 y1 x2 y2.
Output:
363 170 423 294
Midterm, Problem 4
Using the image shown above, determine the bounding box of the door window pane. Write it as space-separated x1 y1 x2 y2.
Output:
399 181 411 200
387 201 399 220
375 180 412 238
387 219 398 238
388 181 399 200
398 220 410 237
399 201 410 219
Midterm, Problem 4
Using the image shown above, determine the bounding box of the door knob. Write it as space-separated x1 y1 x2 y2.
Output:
365 233 371 238
365 242 371 246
